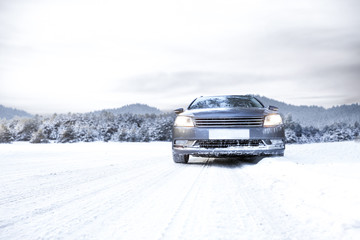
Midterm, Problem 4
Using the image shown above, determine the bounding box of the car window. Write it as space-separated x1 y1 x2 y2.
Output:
188 96 263 109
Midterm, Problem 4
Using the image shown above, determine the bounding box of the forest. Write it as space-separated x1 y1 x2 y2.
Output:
1 111 359 144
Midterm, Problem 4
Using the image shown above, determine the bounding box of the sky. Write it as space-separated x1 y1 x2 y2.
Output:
0 0 359 114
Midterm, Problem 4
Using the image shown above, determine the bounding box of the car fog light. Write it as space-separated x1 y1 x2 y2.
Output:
175 140 188 145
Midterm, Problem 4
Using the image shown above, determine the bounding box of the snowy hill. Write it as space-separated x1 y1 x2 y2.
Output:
94 103 162 115
0 104 32 120
256 96 360 128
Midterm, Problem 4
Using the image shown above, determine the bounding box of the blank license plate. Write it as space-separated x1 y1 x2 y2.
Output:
209 129 249 140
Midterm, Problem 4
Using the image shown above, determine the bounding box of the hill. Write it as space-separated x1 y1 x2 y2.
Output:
255 95 360 127
0 104 32 120
94 103 162 115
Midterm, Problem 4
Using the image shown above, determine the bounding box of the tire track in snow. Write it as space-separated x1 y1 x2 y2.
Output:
161 159 264 240
159 158 211 240
88 158 212 240
36 160 188 239
0 156 180 239
160 158 305 240
2 142 356 240
0 154 162 205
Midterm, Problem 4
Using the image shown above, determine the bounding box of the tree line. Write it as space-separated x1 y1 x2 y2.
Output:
0 112 174 144
0 112 359 144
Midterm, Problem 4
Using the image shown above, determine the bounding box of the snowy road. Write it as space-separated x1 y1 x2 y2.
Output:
1 142 360 240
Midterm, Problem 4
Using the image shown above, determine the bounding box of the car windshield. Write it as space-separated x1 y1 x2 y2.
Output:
188 96 263 109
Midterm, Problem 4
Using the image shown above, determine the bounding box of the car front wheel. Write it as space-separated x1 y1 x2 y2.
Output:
172 152 189 164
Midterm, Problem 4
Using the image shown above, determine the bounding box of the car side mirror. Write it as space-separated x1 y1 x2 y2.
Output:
174 108 184 114
268 105 278 111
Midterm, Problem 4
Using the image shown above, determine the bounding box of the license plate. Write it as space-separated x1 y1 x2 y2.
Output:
209 129 249 140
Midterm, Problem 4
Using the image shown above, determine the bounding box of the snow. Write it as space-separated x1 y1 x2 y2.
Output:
0 141 360 239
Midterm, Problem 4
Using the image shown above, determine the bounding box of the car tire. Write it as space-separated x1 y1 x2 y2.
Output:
173 152 189 164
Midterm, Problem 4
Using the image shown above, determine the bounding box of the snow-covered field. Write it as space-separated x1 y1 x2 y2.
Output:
1 142 360 240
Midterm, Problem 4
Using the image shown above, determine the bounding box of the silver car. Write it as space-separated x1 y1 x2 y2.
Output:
172 95 285 163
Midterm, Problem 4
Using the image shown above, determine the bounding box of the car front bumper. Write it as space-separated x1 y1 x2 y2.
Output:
172 125 285 157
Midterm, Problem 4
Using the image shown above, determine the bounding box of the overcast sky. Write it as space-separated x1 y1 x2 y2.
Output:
1 0 359 114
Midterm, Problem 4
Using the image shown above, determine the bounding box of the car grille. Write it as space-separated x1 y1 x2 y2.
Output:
195 140 264 149
194 117 263 127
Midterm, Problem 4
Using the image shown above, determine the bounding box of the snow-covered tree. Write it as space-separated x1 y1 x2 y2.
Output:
3 109 358 145
0 124 12 143
13 118 39 141
30 128 49 143
58 126 77 143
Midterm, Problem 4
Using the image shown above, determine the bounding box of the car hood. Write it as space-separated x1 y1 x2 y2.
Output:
181 108 273 118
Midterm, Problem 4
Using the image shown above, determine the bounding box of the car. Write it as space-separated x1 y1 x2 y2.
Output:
172 95 285 163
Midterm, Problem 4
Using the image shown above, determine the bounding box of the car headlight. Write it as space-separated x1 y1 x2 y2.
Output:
264 114 282 127
174 116 195 127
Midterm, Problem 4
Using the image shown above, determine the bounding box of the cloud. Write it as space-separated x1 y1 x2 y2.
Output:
116 71 284 94
1 0 360 113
